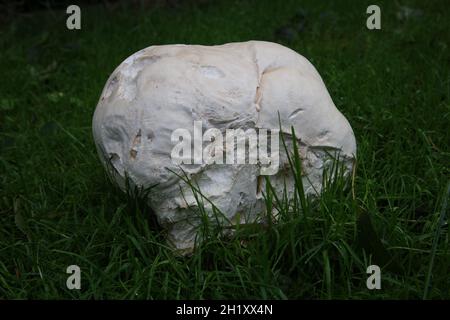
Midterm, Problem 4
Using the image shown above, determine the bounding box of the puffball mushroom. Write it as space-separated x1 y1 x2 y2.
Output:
92 41 356 252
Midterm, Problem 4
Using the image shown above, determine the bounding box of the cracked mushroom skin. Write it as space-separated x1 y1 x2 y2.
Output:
92 41 356 253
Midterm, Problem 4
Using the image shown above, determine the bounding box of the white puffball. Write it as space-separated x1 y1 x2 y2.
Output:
92 41 356 252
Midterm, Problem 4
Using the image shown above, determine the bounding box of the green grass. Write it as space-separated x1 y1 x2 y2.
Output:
1 0 449 299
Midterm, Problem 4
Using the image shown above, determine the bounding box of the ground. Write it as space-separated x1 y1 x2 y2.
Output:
0 0 449 299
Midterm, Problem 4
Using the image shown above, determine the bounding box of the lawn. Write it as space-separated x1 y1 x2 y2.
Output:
0 0 449 299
